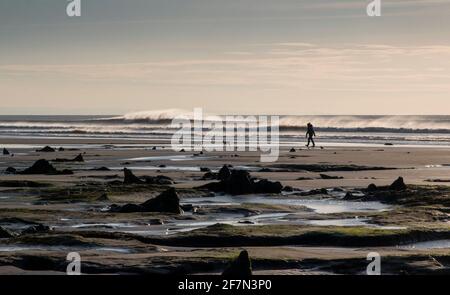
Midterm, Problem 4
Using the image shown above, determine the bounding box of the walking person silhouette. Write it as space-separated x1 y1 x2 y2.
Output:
305 122 316 148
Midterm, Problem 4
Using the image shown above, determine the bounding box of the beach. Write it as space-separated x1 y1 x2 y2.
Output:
1 127 450 275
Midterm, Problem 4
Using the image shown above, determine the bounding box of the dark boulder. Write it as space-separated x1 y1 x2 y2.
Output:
72 154 84 162
123 168 144 184
58 147 65 152
222 250 252 277
5 167 16 174
36 146 56 152
3 148 10 155
20 159 58 175
289 148 296 153
200 167 211 172
282 186 294 192
200 169 282 195
110 188 182 214
389 177 407 191
218 165 231 181
141 188 182 214
254 179 283 194
226 170 254 195
367 183 378 192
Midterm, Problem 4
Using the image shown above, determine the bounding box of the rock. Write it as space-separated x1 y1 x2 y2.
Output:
254 179 283 194
289 148 296 153
222 250 252 277
21 224 51 234
36 146 56 152
200 167 211 172
179 149 185 152
3 148 10 155
110 188 182 214
123 168 144 184
58 147 65 152
53 153 84 163
200 169 282 195
389 177 407 191
158 164 166 168
141 188 183 214
20 159 58 175
258 168 273 172
367 183 378 192
152 146 157 150
72 154 84 162
282 186 294 192
201 171 218 180
5 167 16 174
226 170 254 195
320 174 344 180
384 143 394 146
142 175 174 185
218 165 231 181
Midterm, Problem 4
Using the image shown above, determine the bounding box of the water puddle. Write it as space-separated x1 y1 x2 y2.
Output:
182 195 391 214
399 239 450 249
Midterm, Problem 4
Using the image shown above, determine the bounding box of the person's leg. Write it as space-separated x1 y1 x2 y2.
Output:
311 137 315 147
306 137 310 147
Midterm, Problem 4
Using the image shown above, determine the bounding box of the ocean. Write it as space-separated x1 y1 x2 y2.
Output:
0 110 449 147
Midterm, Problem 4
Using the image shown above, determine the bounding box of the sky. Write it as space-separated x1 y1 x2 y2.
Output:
1 0 450 115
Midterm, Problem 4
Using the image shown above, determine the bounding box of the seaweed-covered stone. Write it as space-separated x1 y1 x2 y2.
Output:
123 168 144 184
390 177 407 191
222 250 252 277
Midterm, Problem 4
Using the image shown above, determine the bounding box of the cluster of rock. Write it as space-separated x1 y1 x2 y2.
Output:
122 168 174 185
345 177 408 201
109 188 182 214
199 165 282 195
